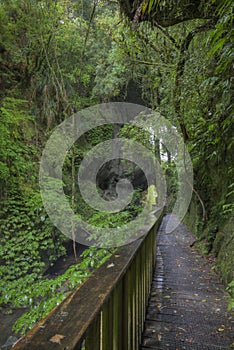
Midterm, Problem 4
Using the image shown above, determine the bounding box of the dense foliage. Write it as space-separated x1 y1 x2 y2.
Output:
0 0 119 334
0 0 233 336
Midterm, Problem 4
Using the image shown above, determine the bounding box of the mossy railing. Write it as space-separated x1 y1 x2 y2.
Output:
13 217 161 350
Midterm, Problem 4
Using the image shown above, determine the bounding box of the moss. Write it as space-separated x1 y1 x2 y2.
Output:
193 241 210 255
213 218 234 285
184 195 205 237
184 198 234 288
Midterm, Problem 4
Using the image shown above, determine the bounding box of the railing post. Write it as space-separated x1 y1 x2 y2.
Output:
85 315 101 350
132 260 137 350
135 252 140 346
113 281 123 350
101 297 114 350
122 265 132 350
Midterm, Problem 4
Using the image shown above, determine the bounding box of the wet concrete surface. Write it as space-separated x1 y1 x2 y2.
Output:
140 214 234 350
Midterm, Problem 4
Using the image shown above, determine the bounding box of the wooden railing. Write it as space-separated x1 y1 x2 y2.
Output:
13 217 162 350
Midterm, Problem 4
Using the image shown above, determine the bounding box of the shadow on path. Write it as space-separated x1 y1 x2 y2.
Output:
141 214 234 350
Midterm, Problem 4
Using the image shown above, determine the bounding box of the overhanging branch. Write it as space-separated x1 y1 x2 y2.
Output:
173 20 215 142
119 0 218 28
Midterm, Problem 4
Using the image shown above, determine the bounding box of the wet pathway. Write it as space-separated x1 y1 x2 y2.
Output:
140 214 234 350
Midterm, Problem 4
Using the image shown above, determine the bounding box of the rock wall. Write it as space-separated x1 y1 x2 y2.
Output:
184 196 234 290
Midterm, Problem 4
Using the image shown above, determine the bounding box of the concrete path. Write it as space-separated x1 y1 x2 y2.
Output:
140 214 234 350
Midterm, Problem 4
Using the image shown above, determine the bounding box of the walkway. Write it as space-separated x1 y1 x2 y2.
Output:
140 215 234 350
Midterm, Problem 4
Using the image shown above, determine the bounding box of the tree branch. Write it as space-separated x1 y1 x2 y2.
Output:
154 23 180 50
119 0 218 28
173 20 215 142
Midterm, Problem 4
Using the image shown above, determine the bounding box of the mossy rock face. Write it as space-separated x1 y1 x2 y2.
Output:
184 200 198 233
184 197 204 237
213 217 234 286
184 198 233 288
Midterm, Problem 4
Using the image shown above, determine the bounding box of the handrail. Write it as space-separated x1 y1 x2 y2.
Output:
12 216 162 350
